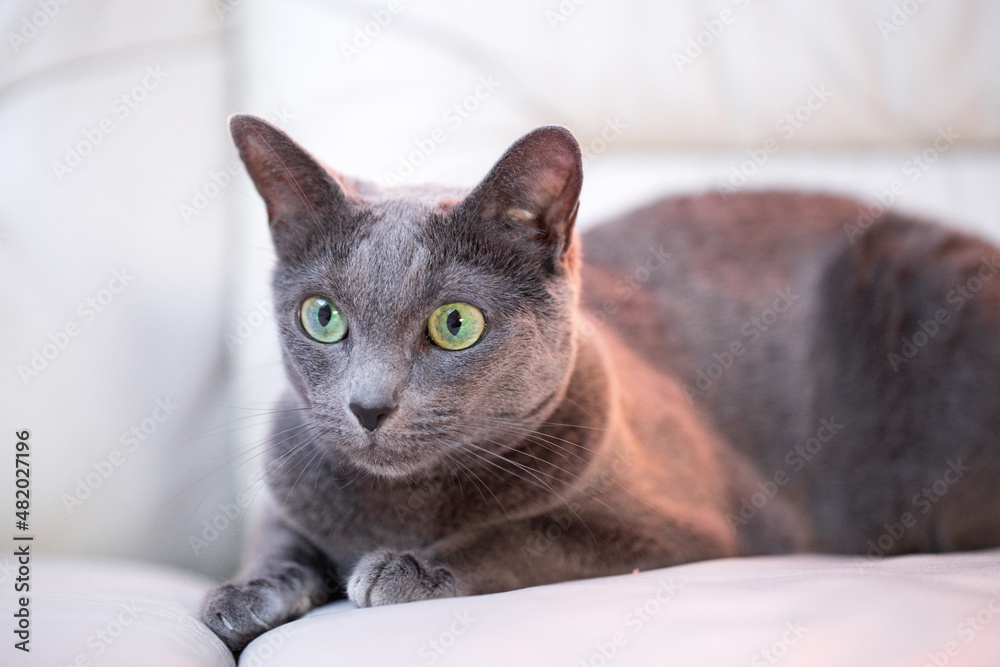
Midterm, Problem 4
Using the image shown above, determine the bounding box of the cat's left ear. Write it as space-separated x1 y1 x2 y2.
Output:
462 125 583 268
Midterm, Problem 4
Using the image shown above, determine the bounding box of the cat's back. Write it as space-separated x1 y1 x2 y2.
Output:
581 190 1000 553
581 190 857 303
579 190 854 377
579 190 852 477
578 188 991 386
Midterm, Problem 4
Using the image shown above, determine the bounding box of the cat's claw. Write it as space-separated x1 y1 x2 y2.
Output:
347 550 458 607
201 579 293 654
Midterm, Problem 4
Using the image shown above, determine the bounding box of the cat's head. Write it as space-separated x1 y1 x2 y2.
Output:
230 115 584 478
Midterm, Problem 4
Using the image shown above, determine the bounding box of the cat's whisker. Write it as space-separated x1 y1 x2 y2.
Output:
222 418 317 458
440 449 490 509
456 430 626 527
259 429 323 486
204 421 317 484
173 413 318 493
443 425 580 483
242 433 323 497
464 419 610 456
169 424 320 545
183 404 313 442
457 440 602 547
163 421 318 541
249 435 327 515
333 467 365 491
445 411 617 435
446 442 511 519
282 442 328 509
446 418 595 467
445 413 620 461
450 441 551 495
233 427 323 503
443 421 607 486
449 420 668 518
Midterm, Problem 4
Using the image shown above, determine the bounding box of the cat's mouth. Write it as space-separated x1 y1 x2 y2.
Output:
316 425 447 479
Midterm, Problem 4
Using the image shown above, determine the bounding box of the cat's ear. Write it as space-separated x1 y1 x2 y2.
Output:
462 125 583 268
229 114 347 258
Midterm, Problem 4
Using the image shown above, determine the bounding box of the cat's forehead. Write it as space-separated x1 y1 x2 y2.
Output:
348 195 443 266
339 195 453 304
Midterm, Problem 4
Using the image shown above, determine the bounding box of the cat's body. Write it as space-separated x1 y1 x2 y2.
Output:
584 192 1000 554
202 117 1000 652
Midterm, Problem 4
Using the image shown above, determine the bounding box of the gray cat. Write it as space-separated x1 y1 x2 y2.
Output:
201 115 1000 653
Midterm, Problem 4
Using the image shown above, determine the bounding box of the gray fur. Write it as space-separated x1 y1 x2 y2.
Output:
201 116 1000 653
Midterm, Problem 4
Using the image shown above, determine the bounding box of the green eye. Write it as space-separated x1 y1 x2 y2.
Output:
300 296 347 343
428 303 485 350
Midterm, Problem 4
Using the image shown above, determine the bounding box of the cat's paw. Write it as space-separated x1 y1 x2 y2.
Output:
347 550 458 607
201 578 302 654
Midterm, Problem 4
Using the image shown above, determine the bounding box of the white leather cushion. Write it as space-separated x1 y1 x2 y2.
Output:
249 549 1000 666
0 557 231 667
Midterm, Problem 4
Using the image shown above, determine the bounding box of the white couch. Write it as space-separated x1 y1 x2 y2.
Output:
2 0 999 664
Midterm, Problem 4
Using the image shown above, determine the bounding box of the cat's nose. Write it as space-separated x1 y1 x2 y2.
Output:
349 402 395 432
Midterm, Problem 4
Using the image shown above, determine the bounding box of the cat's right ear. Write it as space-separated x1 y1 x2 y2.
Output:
229 114 347 258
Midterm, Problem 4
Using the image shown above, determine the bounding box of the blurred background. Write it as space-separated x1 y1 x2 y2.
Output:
1 0 998 581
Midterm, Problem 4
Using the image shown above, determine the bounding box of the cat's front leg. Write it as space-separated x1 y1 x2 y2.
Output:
344 524 589 608
201 510 341 653
347 502 738 608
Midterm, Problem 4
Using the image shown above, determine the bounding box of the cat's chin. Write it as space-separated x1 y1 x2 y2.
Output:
351 456 441 480
356 460 432 480
338 439 444 480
